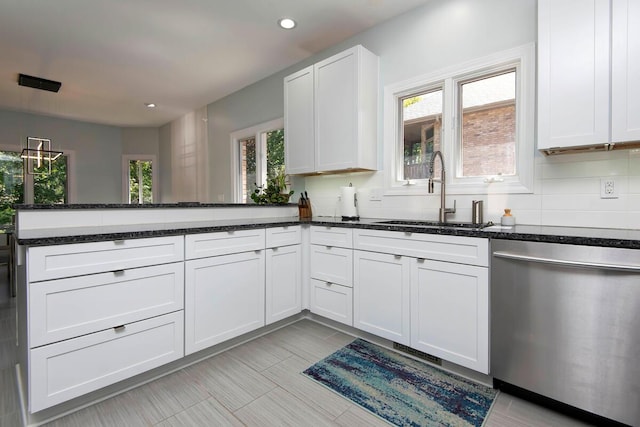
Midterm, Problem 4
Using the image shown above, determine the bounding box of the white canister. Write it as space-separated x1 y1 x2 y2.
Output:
501 208 515 226
340 185 359 220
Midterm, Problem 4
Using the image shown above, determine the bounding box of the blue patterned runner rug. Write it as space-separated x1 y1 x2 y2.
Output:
303 338 497 427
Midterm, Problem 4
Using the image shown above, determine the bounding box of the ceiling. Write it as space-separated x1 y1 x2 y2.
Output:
0 0 431 128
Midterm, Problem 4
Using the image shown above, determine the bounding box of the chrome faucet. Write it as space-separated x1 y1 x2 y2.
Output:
428 150 456 223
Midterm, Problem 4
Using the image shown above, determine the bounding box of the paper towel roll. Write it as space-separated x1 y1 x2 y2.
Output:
340 186 358 219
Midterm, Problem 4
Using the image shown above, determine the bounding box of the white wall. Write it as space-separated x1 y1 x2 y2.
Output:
159 107 209 202
0 109 123 203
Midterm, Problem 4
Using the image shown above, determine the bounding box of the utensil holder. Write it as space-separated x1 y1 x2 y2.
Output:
298 200 312 219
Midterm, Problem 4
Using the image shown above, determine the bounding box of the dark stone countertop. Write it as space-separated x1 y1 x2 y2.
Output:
14 203 295 209
14 215 640 249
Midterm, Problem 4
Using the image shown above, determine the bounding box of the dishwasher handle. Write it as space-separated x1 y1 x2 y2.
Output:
493 251 640 272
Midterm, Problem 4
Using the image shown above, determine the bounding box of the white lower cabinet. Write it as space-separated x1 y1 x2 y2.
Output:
266 245 302 324
29 262 184 347
29 311 184 413
410 258 489 374
353 250 410 345
309 278 353 326
184 250 266 355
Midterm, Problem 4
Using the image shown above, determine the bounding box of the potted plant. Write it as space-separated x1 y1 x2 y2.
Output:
250 167 294 204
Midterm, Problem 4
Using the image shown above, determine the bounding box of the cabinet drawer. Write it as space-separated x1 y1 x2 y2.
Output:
29 311 184 413
310 244 353 287
310 226 353 248
353 229 489 267
266 225 301 248
29 262 184 347
28 236 184 282
310 279 353 326
185 229 265 260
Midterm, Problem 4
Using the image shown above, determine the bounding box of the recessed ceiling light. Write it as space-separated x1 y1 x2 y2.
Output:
145 103 156 108
278 17 296 30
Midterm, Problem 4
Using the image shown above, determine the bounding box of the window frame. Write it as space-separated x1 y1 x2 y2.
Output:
384 43 535 195
122 154 158 204
230 117 284 203
0 144 76 204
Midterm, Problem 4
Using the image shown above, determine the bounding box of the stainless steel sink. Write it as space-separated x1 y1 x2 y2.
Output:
374 220 493 230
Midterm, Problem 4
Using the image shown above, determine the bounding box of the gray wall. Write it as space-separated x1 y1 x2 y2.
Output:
122 127 159 156
0 109 123 203
205 0 537 202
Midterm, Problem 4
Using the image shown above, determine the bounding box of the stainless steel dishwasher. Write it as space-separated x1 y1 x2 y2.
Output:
491 239 640 426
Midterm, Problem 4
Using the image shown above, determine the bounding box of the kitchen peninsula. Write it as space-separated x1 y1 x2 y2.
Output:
12 204 640 426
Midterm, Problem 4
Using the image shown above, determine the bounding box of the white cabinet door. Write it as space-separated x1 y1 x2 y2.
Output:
284 66 315 174
537 0 610 150
265 245 302 325
185 229 265 260
611 0 640 143
28 236 185 282
310 245 353 287
29 262 184 347
184 251 265 355
410 259 489 374
309 279 353 326
314 45 378 172
353 251 410 345
315 48 358 171
30 311 184 413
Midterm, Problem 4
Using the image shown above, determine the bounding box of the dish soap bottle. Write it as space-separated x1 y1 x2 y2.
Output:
501 209 515 226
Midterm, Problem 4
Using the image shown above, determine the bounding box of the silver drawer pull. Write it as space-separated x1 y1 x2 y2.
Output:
417 258 425 263
326 282 332 286
113 240 125 245
326 245 332 250
113 270 125 275
113 325 126 332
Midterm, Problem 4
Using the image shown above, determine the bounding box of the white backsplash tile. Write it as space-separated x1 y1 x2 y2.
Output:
302 150 639 230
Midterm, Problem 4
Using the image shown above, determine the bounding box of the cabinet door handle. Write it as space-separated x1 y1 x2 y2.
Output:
417 258 425 263
326 282 332 287
394 255 402 259
113 325 126 332
272 247 278 251
113 240 125 245
404 232 412 236
112 269 125 275
326 245 332 250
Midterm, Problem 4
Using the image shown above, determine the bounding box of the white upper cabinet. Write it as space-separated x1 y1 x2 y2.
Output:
611 0 640 143
284 45 379 174
537 0 610 151
538 0 640 152
284 66 315 174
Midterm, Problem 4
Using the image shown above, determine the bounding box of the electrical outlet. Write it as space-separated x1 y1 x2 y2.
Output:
369 188 383 201
600 178 618 199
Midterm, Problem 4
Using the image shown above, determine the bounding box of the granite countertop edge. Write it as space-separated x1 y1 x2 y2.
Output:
14 203 296 210
14 217 640 249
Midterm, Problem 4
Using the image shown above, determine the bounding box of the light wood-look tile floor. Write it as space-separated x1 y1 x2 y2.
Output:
0 274 595 427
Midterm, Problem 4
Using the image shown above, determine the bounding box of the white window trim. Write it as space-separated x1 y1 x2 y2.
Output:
230 117 284 203
122 154 158 204
383 43 536 195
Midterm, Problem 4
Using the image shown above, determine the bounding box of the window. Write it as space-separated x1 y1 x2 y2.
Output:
387 44 535 194
231 118 285 203
122 155 157 204
0 149 69 224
